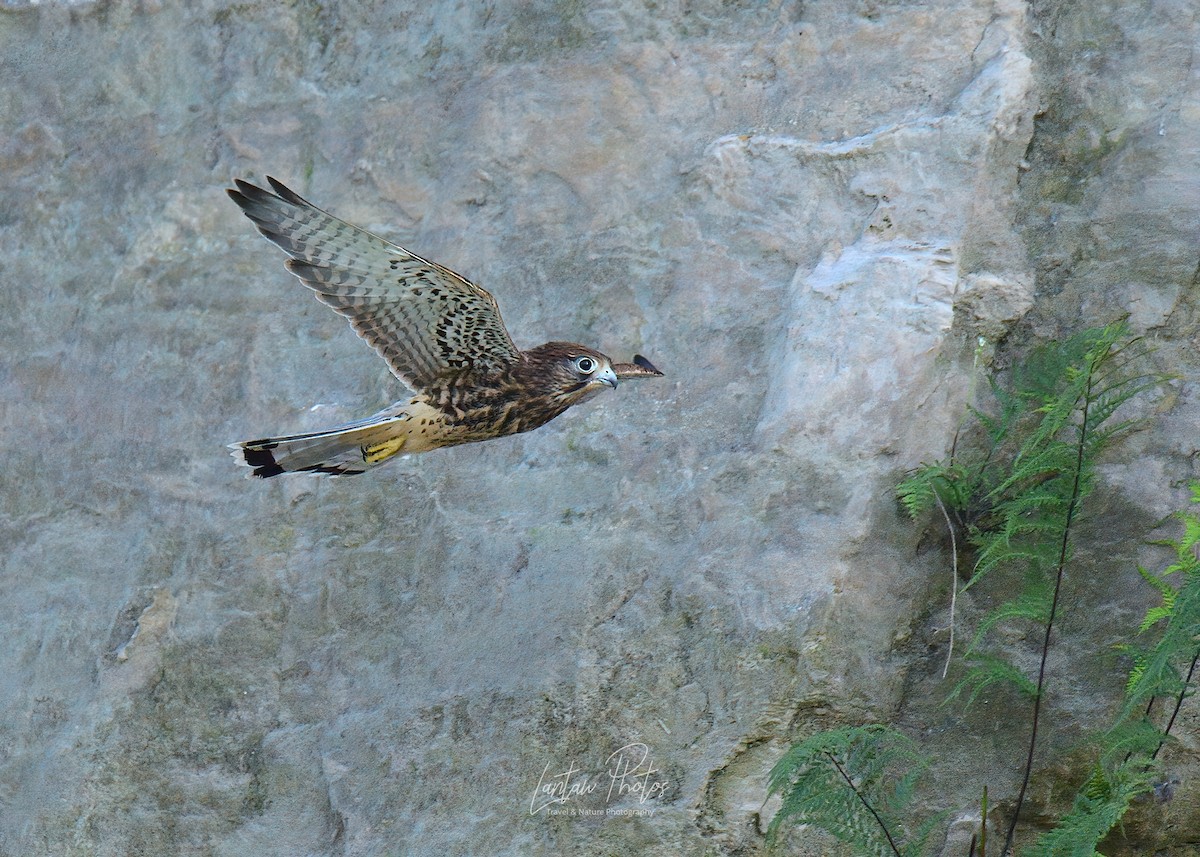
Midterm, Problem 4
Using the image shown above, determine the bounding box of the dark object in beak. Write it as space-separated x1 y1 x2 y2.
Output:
612 354 664 380
632 354 662 375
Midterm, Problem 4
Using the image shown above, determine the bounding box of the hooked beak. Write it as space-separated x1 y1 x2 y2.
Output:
597 366 619 389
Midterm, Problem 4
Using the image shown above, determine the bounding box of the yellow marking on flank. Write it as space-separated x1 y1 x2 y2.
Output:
363 436 407 464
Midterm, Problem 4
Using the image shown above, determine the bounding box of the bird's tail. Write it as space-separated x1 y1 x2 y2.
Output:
230 415 412 478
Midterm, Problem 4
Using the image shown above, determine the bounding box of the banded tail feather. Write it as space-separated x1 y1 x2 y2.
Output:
230 418 412 478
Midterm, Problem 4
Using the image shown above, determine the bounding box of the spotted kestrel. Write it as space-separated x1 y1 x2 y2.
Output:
227 177 662 477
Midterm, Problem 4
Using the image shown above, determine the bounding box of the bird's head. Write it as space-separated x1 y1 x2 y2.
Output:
523 341 619 404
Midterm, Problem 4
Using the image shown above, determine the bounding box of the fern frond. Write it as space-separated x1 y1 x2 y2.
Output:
1136 565 1178 631
992 447 1079 498
1137 563 1177 596
1122 643 1188 712
767 725 932 857
1090 368 1144 404
896 472 939 521
896 465 965 521
1097 717 1167 767
1082 415 1153 456
1115 642 1150 693
992 485 1073 523
1138 605 1176 632
945 652 1038 708
1178 510 1200 556
971 374 1025 448
889 321 1171 854
1023 759 1155 857
967 537 1057 589
967 579 1053 653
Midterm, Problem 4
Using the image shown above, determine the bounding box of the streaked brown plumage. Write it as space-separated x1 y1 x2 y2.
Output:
227 177 662 477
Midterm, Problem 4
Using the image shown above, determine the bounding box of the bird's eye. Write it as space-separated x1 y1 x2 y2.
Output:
573 356 596 374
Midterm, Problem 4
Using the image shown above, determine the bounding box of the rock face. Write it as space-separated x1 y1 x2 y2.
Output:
1 1 1198 854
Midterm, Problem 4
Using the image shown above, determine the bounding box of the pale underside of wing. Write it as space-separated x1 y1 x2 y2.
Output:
228 177 521 393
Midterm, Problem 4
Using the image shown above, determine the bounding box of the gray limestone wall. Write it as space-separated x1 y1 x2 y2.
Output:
2 1 1199 854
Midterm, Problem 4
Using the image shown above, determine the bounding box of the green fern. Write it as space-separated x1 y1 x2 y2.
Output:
896 374 1024 529
1135 565 1176 632
890 322 1169 854
968 324 1168 852
1115 481 1200 725
896 464 962 521
1010 483 1200 854
1023 758 1156 857
945 651 1040 708
965 575 1052 656
766 725 938 857
1114 642 1150 695
956 324 1154 695
774 323 1173 856
1095 718 1170 767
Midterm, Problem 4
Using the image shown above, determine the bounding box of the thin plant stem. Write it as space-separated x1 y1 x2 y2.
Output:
980 784 988 857
1001 371 1094 855
824 751 903 857
935 491 959 679
1152 540 1200 760
1152 648 1200 761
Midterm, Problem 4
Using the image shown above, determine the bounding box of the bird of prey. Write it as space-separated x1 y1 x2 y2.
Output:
227 177 662 477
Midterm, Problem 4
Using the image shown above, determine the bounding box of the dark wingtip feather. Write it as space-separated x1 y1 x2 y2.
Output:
227 179 278 221
226 185 253 213
230 178 269 202
266 176 309 206
227 176 310 214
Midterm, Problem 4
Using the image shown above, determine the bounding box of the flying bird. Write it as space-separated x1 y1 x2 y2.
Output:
227 177 662 477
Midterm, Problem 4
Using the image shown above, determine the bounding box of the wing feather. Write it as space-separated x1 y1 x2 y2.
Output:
228 177 521 392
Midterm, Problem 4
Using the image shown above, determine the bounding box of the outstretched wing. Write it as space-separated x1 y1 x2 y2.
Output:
228 177 521 392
